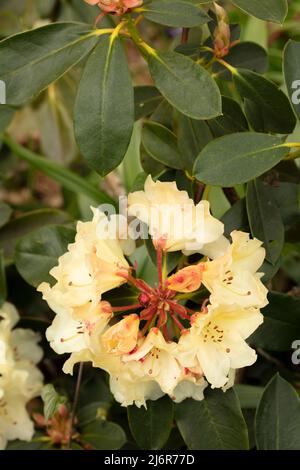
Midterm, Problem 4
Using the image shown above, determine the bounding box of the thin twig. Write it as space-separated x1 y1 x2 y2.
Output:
67 362 84 449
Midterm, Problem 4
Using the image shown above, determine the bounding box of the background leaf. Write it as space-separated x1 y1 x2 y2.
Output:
232 0 288 24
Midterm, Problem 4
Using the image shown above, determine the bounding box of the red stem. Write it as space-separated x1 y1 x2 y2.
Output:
112 303 142 312
156 247 163 289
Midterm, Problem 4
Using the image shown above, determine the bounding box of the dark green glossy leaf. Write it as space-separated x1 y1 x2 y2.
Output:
175 388 249 450
222 199 249 238
15 225 75 287
246 179 284 265
178 114 212 174
143 0 210 28
194 133 288 187
233 69 296 134
134 86 162 121
214 42 268 76
0 22 99 106
75 35 134 176
82 420 126 450
208 96 248 137
232 0 288 24
147 49 222 120
128 397 174 450
77 402 110 427
249 292 300 351
255 374 300 450
142 121 182 169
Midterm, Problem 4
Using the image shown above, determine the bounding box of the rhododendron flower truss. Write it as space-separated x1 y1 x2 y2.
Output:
39 178 268 408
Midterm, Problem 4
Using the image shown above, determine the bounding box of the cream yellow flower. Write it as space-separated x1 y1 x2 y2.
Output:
128 176 224 253
202 230 268 309
101 314 139 355
178 303 263 388
123 328 182 395
38 208 129 317
0 302 43 449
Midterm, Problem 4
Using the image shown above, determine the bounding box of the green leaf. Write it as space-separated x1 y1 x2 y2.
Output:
128 397 174 450
142 0 210 28
232 0 288 24
0 209 71 260
178 114 212 174
0 250 7 307
0 22 99 106
140 143 166 176
41 384 68 422
74 35 134 176
134 86 162 121
77 402 110 427
222 199 249 237
129 244 158 286
234 384 264 409
147 49 222 120
255 374 300 450
0 201 12 228
283 40 300 120
175 388 249 450
2 135 114 205
82 420 126 450
214 42 268 76
208 96 248 137
0 104 15 133
249 292 300 351
193 133 288 187
15 225 75 287
246 179 284 265
233 69 296 134
142 121 182 169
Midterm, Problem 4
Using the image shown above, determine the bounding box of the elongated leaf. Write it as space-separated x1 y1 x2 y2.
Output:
142 121 182 169
178 114 212 173
75 35 134 176
15 225 75 287
82 420 126 450
2 135 114 205
222 199 249 237
0 104 15 133
134 86 162 120
128 397 173 450
147 49 221 120
255 374 300 450
232 0 288 24
208 96 248 137
193 133 288 186
247 179 284 265
0 209 71 260
283 40 300 120
214 42 268 76
0 250 6 307
249 292 300 351
0 22 99 106
233 69 296 134
142 0 210 27
77 402 110 427
175 389 249 450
